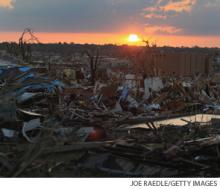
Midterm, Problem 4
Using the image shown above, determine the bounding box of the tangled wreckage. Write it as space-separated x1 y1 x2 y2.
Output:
1 62 220 177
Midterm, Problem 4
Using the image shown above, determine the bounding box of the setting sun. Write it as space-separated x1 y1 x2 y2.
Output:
128 34 140 43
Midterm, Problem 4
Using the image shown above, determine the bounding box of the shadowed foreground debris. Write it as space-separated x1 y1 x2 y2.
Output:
1 63 220 177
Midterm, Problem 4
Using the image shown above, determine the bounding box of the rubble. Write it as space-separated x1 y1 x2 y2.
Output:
1 61 220 177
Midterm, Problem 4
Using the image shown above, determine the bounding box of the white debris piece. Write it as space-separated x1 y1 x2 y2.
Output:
112 101 123 113
17 92 39 104
144 104 160 111
144 77 164 99
22 119 42 143
1 129 16 138
127 95 139 108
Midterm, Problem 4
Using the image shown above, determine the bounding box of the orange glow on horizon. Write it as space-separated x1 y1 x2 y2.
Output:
0 32 129 45
0 32 220 47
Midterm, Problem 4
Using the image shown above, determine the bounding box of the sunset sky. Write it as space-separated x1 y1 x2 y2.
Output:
0 0 220 47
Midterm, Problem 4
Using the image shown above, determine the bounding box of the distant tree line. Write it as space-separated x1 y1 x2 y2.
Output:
1 42 219 59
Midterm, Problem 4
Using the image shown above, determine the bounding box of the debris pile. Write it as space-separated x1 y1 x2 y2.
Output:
143 77 220 115
1 64 220 177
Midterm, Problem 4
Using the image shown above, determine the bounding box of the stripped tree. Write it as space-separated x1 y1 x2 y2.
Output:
133 39 158 78
85 48 102 85
18 28 40 63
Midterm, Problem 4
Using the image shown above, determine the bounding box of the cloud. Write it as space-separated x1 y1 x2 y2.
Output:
0 0 219 38
204 0 220 8
144 0 197 19
0 0 148 33
145 24 182 35
0 0 14 9
163 0 197 13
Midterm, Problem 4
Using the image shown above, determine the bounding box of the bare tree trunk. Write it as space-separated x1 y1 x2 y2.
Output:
85 48 101 85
